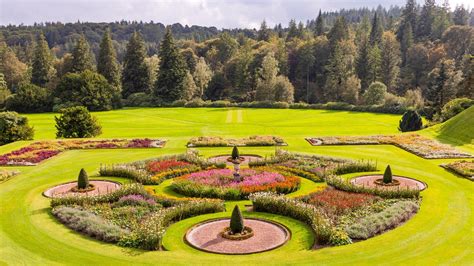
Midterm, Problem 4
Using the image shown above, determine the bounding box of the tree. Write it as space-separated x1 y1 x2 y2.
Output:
369 13 384 46
417 0 436 39
315 10 324 36
356 34 371 91
230 205 244 234
0 48 28 91
193 57 212 99
459 55 474 99
427 59 462 110
381 32 401 92
77 168 89 189
0 111 34 145
31 33 52 86
55 106 102 138
54 70 116 111
328 17 349 52
367 44 382 84
453 5 469 25
274 76 295 103
255 52 279 101
324 40 356 101
182 71 197 101
405 44 429 88
257 20 271 41
398 110 423 132
5 83 52 113
286 19 299 40
341 75 361 105
383 165 393 184
71 35 94 73
145 55 160 89
363 82 387 105
400 22 414 65
442 26 473 62
231 146 240 160
154 28 188 102
404 89 424 109
98 29 121 88
122 32 150 98
0 73 10 108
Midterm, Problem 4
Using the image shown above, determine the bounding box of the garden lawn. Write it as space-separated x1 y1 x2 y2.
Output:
0 107 473 265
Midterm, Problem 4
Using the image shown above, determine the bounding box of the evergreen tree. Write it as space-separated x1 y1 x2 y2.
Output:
398 110 423 132
427 59 462 110
381 32 401 92
369 13 384 46
257 20 271 42
328 17 349 52
432 0 452 40
77 168 89 189
324 40 356 101
98 29 121 88
453 5 469 25
315 10 324 36
154 27 188 102
122 32 150 98
400 22 414 65
417 0 436 39
286 19 299 40
31 33 52 86
398 0 418 41
71 35 94 73
383 165 393 183
230 205 244 234
356 34 371 91
367 44 382 84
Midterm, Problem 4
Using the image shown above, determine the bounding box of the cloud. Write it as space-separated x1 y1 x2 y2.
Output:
0 0 472 28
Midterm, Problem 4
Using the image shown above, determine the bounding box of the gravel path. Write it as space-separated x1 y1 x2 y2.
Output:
351 175 426 190
186 218 290 254
43 181 121 198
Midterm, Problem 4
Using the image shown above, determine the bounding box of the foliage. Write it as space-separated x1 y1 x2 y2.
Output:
398 110 423 132
439 98 474 122
231 146 239 160
122 32 150 98
77 168 89 189
363 82 387 105
441 160 474 181
0 111 34 145
230 205 244 234
97 29 121 88
187 135 286 147
383 165 393 184
55 106 102 138
0 169 20 183
5 83 52 113
31 33 52 87
345 200 419 239
71 35 94 73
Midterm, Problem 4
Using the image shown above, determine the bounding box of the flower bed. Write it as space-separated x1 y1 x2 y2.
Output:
441 160 474 181
0 169 20 183
51 184 225 250
187 135 287 147
306 134 472 159
0 139 166 166
171 168 300 200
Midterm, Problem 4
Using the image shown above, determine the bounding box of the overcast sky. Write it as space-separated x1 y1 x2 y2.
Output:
0 0 472 29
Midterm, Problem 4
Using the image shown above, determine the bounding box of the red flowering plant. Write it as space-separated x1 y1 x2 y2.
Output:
146 160 192 173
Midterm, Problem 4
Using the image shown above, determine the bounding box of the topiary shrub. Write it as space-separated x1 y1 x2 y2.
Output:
77 168 89 189
0 111 34 145
55 106 102 138
230 205 244 234
231 146 240 160
383 165 392 184
398 110 423 132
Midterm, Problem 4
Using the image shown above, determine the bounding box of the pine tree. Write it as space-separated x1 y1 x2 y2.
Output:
98 29 121 88
453 5 469 25
286 20 299 40
122 32 150 98
257 20 270 41
369 13 384 46
154 27 188 102
328 17 349 52
400 22 414 66
324 40 356 101
427 59 462 110
356 34 371 91
397 0 417 41
31 33 52 86
381 32 401 92
367 44 382 84
315 10 324 36
417 0 436 39
71 35 94 73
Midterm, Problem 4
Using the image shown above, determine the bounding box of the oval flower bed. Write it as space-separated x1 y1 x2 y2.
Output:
171 168 300 200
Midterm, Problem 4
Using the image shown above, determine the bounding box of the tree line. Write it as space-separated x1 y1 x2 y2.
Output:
0 0 472 119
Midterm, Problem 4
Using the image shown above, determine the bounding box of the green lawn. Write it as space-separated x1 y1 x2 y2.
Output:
0 107 473 265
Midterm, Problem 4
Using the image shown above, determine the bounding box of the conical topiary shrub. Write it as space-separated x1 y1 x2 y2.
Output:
230 205 244 234
231 146 240 160
77 168 89 189
383 165 392 184
398 110 423 132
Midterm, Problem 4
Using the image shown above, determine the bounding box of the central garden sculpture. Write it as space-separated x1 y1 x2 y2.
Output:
227 146 244 182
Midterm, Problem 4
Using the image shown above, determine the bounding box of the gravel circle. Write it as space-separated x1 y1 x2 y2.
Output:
351 175 427 190
185 218 290 254
208 155 263 166
43 180 121 198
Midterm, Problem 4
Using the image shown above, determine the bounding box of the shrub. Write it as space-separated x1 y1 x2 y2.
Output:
55 106 102 138
363 82 387 105
398 110 423 132
52 206 128 243
77 168 89 189
5 83 52 113
230 205 244 233
383 165 392 184
439 98 474 122
0 111 34 145
124 92 154 107
113 194 160 208
404 89 424 110
231 146 239 160
345 200 419 239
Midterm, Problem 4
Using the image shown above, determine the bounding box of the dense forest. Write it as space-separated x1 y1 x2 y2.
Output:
0 0 472 119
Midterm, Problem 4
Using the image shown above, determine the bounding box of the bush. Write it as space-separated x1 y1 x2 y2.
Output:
0 111 34 145
124 92 154 107
55 106 102 138
345 200 419 239
404 89 424 110
231 146 239 160
398 110 423 132
5 83 52 113
363 82 387 105
439 98 474 122
52 206 128 243
230 205 244 233
77 168 89 189
383 165 392 184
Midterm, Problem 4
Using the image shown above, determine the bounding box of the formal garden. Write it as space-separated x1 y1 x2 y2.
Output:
0 107 472 264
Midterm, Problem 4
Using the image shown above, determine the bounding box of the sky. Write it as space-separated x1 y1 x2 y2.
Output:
0 0 472 29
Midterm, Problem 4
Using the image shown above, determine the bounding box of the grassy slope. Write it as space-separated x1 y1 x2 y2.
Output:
0 108 473 265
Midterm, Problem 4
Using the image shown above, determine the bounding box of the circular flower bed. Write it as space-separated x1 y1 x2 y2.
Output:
43 180 121 198
171 168 300 200
70 183 96 192
374 178 401 186
351 175 426 190
185 218 290 254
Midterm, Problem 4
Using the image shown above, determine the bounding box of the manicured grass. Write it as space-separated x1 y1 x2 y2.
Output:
0 108 472 265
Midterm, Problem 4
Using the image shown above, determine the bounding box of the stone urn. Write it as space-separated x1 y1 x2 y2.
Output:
227 146 245 182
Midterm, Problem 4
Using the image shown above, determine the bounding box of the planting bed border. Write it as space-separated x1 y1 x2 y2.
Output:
350 175 427 191
184 217 291 255
43 180 122 198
